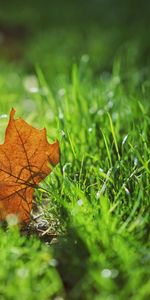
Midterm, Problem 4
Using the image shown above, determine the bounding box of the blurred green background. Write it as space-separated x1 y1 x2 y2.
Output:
0 0 150 81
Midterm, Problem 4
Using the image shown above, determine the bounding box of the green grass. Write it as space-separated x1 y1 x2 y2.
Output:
0 20 150 300
0 227 63 300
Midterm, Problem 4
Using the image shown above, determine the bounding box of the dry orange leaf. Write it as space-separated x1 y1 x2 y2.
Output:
0 109 60 223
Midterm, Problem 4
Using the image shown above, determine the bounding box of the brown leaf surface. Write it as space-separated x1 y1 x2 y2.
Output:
0 109 60 223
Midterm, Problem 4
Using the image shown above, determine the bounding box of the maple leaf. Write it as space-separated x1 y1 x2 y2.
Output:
0 109 60 223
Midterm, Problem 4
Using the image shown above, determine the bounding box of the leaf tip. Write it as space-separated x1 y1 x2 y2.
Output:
10 108 16 120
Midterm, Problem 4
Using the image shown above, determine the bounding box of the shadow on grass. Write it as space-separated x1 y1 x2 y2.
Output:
53 225 89 299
